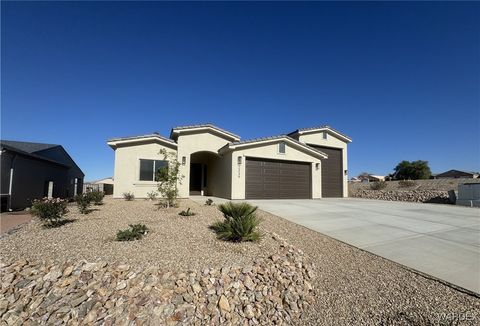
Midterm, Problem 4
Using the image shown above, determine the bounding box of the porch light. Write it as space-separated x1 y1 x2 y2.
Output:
316 163 320 170
182 156 186 165
344 169 348 175
237 156 242 165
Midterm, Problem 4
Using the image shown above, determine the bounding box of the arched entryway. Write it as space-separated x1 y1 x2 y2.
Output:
189 151 222 196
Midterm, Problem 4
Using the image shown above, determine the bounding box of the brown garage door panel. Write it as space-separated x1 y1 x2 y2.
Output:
309 145 343 198
245 157 311 199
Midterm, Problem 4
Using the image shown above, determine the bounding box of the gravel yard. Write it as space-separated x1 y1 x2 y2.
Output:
1 197 479 325
255 210 480 325
0 198 279 271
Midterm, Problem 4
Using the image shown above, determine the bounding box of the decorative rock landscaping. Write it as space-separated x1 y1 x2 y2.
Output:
350 189 451 204
2 198 479 325
0 234 315 325
349 178 480 204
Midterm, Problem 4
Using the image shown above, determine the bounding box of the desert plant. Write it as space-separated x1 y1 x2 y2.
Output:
116 224 148 241
370 180 387 190
398 180 417 188
30 198 68 227
156 149 184 208
147 191 158 200
123 192 135 201
205 198 214 206
179 208 195 216
85 190 104 205
210 202 261 242
75 194 91 214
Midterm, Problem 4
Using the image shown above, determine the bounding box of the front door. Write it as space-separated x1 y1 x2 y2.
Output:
189 163 202 195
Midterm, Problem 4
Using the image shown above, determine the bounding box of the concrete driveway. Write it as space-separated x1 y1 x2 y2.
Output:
247 198 480 294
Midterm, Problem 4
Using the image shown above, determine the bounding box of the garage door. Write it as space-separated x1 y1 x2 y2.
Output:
245 157 311 199
309 145 343 197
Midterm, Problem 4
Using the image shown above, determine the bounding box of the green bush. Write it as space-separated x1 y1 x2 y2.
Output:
205 198 214 206
116 224 148 241
210 202 261 242
31 198 68 227
398 180 417 188
370 181 387 190
394 160 431 180
123 192 135 201
85 190 104 205
179 208 195 216
75 194 91 214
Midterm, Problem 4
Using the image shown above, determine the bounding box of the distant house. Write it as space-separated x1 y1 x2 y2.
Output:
433 170 479 179
83 177 114 195
358 174 385 182
0 140 84 211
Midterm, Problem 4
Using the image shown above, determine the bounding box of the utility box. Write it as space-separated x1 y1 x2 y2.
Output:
456 183 480 207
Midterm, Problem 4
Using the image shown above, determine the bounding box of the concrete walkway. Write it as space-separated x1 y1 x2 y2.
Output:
246 198 480 294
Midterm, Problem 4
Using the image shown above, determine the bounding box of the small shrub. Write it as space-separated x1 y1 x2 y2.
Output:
116 224 148 241
31 198 68 227
75 194 91 214
370 181 387 190
147 191 158 200
179 208 195 216
205 198 214 206
85 190 104 205
210 202 261 242
398 180 417 188
123 192 135 201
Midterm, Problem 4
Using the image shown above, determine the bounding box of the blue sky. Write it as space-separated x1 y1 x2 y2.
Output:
2 1 479 180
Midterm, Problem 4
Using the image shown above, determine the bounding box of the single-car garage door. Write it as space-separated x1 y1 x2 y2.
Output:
245 157 311 199
309 145 343 197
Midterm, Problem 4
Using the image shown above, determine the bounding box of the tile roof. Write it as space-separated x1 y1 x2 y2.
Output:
227 135 328 158
107 133 177 144
170 124 240 140
288 125 352 140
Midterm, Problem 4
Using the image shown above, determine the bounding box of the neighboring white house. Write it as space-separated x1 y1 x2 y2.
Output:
83 177 114 194
357 174 385 182
107 124 351 200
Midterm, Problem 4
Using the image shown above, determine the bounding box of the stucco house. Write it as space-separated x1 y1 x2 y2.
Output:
107 124 351 200
1 140 84 211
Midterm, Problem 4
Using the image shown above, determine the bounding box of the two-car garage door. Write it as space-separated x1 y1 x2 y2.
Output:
245 157 311 199
244 146 344 199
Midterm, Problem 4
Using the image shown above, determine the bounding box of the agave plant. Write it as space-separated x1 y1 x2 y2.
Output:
210 202 261 242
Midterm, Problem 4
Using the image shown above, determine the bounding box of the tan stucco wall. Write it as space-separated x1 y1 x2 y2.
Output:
176 131 233 198
295 132 349 197
112 142 177 198
229 141 323 200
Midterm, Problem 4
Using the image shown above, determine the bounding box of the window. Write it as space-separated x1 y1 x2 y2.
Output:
278 141 286 154
139 159 168 181
323 131 328 140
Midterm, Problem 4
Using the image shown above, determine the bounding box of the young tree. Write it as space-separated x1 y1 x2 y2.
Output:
394 160 431 180
156 149 184 208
